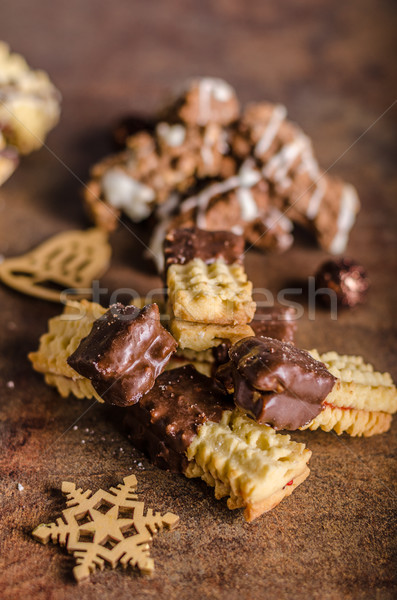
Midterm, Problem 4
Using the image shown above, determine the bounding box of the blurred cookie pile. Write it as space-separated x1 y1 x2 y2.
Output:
84 77 360 271
0 42 61 186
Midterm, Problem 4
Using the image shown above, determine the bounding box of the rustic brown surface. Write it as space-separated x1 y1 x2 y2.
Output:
0 1 396 598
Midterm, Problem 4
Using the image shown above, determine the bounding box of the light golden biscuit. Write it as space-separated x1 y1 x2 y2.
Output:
170 316 254 351
29 300 106 384
302 404 392 437
175 347 215 363
168 258 255 325
44 373 102 402
309 350 397 414
185 409 311 522
302 350 397 436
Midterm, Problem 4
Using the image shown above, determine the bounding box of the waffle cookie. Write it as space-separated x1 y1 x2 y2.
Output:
0 42 61 185
169 315 254 352
166 228 256 351
302 351 397 436
168 258 255 325
28 300 106 401
123 365 311 521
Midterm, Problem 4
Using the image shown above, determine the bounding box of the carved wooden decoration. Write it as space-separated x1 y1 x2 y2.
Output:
0 228 111 302
32 475 179 582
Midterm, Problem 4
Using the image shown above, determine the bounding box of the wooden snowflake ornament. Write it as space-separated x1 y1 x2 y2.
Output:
32 475 179 582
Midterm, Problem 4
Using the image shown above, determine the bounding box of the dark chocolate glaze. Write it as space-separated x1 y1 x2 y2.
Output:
315 258 369 308
211 341 232 366
216 337 336 430
123 365 231 470
164 227 244 271
250 305 297 344
68 303 177 407
231 369 326 430
229 337 335 400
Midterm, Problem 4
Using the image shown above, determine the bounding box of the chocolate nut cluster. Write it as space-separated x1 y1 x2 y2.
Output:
84 77 360 271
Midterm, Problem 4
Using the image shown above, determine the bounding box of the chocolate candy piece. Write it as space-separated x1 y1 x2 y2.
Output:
216 337 336 429
164 227 244 271
315 258 369 308
250 305 297 343
123 365 231 471
67 303 177 407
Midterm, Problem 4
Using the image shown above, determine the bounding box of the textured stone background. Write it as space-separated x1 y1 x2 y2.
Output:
0 1 396 598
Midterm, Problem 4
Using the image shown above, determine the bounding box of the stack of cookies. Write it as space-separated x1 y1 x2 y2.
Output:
165 228 255 351
29 225 397 522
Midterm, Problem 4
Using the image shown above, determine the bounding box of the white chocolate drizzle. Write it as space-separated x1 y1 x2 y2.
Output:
148 193 180 272
236 160 262 221
181 160 262 227
102 168 155 222
329 184 359 254
156 122 186 147
262 134 308 190
197 77 234 125
264 207 294 253
254 104 287 157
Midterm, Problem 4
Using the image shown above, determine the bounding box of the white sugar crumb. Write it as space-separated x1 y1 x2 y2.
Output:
73 425 78 431
7 381 15 389
17 483 24 491
81 439 85 444
84 428 89 433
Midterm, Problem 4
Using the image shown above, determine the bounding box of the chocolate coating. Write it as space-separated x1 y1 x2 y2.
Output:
212 341 232 366
123 365 231 471
216 337 336 430
315 258 369 308
230 369 328 430
164 227 244 271
68 303 177 407
250 305 297 343
211 305 297 373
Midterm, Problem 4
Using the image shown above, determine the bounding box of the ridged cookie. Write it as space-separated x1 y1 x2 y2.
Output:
170 315 254 352
168 258 255 325
304 350 397 436
185 409 311 521
29 300 106 392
